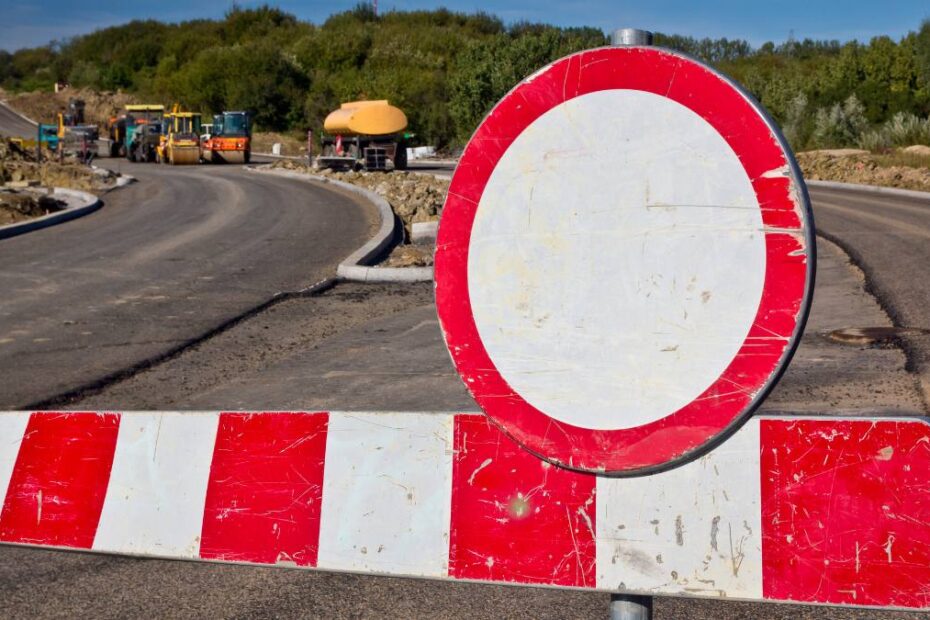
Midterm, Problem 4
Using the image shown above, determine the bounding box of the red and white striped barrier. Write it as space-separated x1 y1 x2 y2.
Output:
1 411 928 610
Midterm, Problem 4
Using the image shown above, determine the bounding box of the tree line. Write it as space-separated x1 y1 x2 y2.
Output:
1 5 929 151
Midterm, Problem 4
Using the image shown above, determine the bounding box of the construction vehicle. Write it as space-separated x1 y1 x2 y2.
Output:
156 105 202 165
123 105 165 162
37 124 60 150
318 100 408 171
201 111 250 164
105 114 128 157
56 98 99 160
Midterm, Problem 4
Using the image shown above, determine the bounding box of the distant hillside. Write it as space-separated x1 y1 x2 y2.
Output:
1 5 929 150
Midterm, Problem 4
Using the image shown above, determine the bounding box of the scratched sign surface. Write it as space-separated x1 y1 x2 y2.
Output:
434 45 814 475
1 411 929 610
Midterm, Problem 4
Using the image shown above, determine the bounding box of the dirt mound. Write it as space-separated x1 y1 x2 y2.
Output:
1 138 118 193
902 145 930 156
797 150 930 192
252 132 307 157
0 87 138 126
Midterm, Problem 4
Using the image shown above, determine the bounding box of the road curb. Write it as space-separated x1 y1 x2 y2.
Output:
0 187 101 240
247 166 434 282
807 179 930 201
411 221 438 244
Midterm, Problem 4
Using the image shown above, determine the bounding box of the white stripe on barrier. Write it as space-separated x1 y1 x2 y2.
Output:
318 412 454 577
0 412 29 507
596 419 763 596
93 412 219 557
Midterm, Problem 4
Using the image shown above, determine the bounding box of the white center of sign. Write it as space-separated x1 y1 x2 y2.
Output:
467 89 766 430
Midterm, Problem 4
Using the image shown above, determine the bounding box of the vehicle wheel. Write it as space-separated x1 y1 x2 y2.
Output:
394 144 407 171
244 150 250 164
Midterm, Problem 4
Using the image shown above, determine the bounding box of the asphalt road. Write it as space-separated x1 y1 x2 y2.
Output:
809 183 930 404
0 101 37 138
0 161 374 408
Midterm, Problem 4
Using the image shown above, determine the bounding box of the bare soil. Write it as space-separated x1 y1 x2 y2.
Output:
0 190 64 225
252 131 307 156
0 87 138 126
798 148 930 191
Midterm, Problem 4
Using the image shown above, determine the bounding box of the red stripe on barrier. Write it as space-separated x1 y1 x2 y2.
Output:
200 412 329 566
449 414 597 587
761 419 930 608
0 412 120 547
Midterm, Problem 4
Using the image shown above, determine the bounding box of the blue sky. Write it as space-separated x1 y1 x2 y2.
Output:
1 0 928 52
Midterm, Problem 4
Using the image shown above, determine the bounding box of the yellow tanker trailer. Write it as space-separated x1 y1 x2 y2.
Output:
318 100 408 171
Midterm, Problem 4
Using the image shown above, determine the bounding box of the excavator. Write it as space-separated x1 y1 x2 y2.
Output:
318 100 408 171
157 104 202 165
201 111 250 164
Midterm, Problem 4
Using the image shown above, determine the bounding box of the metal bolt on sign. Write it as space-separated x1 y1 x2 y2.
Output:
611 28 654 46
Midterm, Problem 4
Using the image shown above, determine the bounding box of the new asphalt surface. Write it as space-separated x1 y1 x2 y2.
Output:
0 160 375 408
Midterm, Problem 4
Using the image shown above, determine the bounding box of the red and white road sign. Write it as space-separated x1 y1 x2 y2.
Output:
435 46 813 474
1 411 929 610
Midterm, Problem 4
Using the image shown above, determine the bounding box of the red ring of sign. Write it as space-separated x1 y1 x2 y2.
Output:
435 46 810 474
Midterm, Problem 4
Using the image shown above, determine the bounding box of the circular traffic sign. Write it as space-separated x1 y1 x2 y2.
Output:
435 45 814 475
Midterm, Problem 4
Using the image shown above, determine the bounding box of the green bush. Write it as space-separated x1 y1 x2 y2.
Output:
858 112 930 150
812 95 868 148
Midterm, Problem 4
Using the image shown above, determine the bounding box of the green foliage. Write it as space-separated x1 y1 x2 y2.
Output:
449 27 606 142
812 95 868 148
2 7 930 149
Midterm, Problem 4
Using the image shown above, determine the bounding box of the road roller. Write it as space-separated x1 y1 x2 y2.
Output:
202 111 250 164
157 105 202 165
